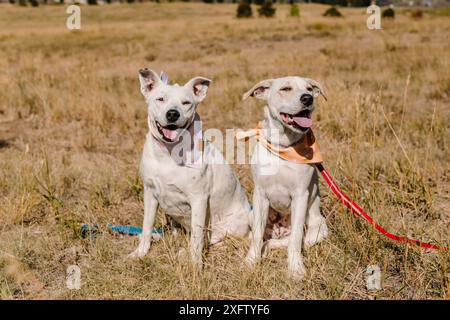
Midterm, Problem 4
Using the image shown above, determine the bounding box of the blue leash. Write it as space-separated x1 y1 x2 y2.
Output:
81 224 164 238
81 203 253 239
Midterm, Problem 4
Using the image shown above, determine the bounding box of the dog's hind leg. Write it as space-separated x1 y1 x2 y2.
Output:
304 194 328 248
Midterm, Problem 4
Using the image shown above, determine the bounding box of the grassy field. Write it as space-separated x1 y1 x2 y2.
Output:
0 3 449 299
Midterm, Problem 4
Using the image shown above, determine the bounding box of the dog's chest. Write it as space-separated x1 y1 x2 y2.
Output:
140 144 208 216
146 175 191 214
252 143 315 213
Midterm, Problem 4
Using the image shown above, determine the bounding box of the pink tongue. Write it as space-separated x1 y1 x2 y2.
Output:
161 127 177 140
293 116 312 128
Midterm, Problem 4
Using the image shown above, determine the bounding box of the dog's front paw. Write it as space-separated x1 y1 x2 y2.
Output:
189 247 204 271
245 251 260 268
127 247 149 259
288 256 306 281
304 221 328 248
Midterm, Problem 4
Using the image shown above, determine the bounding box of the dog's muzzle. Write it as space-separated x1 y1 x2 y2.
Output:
280 109 312 130
153 113 195 143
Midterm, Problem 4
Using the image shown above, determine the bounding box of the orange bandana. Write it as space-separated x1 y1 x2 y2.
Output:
236 123 323 164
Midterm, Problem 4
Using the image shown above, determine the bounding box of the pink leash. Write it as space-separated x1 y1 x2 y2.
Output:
315 163 448 251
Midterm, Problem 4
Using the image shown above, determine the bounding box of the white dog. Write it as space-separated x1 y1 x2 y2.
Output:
243 76 329 279
129 68 251 267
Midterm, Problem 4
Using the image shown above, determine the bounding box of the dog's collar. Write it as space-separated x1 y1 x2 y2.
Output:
236 122 323 164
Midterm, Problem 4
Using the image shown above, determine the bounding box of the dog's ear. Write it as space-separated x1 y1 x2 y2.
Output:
306 78 327 101
185 77 212 103
242 80 273 101
138 68 162 99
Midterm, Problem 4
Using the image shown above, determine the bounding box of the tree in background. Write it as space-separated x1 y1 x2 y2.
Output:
290 3 300 17
323 6 342 17
236 1 253 18
382 7 395 18
258 1 276 17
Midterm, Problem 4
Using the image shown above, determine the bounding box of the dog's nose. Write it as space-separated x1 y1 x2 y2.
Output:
300 94 314 107
166 109 180 123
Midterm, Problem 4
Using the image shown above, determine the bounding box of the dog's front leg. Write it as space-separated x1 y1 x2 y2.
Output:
128 185 158 259
190 196 208 268
245 188 269 267
288 192 309 280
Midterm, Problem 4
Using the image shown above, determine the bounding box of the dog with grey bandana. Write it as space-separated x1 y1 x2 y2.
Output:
129 69 252 268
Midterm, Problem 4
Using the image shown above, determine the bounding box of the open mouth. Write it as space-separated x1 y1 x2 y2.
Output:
280 110 312 130
156 121 181 142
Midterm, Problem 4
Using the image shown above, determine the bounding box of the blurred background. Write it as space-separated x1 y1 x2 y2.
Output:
0 1 449 299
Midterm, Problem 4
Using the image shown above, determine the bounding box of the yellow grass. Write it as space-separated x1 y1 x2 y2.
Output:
0 3 449 299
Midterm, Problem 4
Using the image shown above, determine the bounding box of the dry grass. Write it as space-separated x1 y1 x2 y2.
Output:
0 3 449 299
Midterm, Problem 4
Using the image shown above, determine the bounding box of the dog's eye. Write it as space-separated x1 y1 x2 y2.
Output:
182 101 191 106
306 87 313 92
156 97 164 102
280 87 292 92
